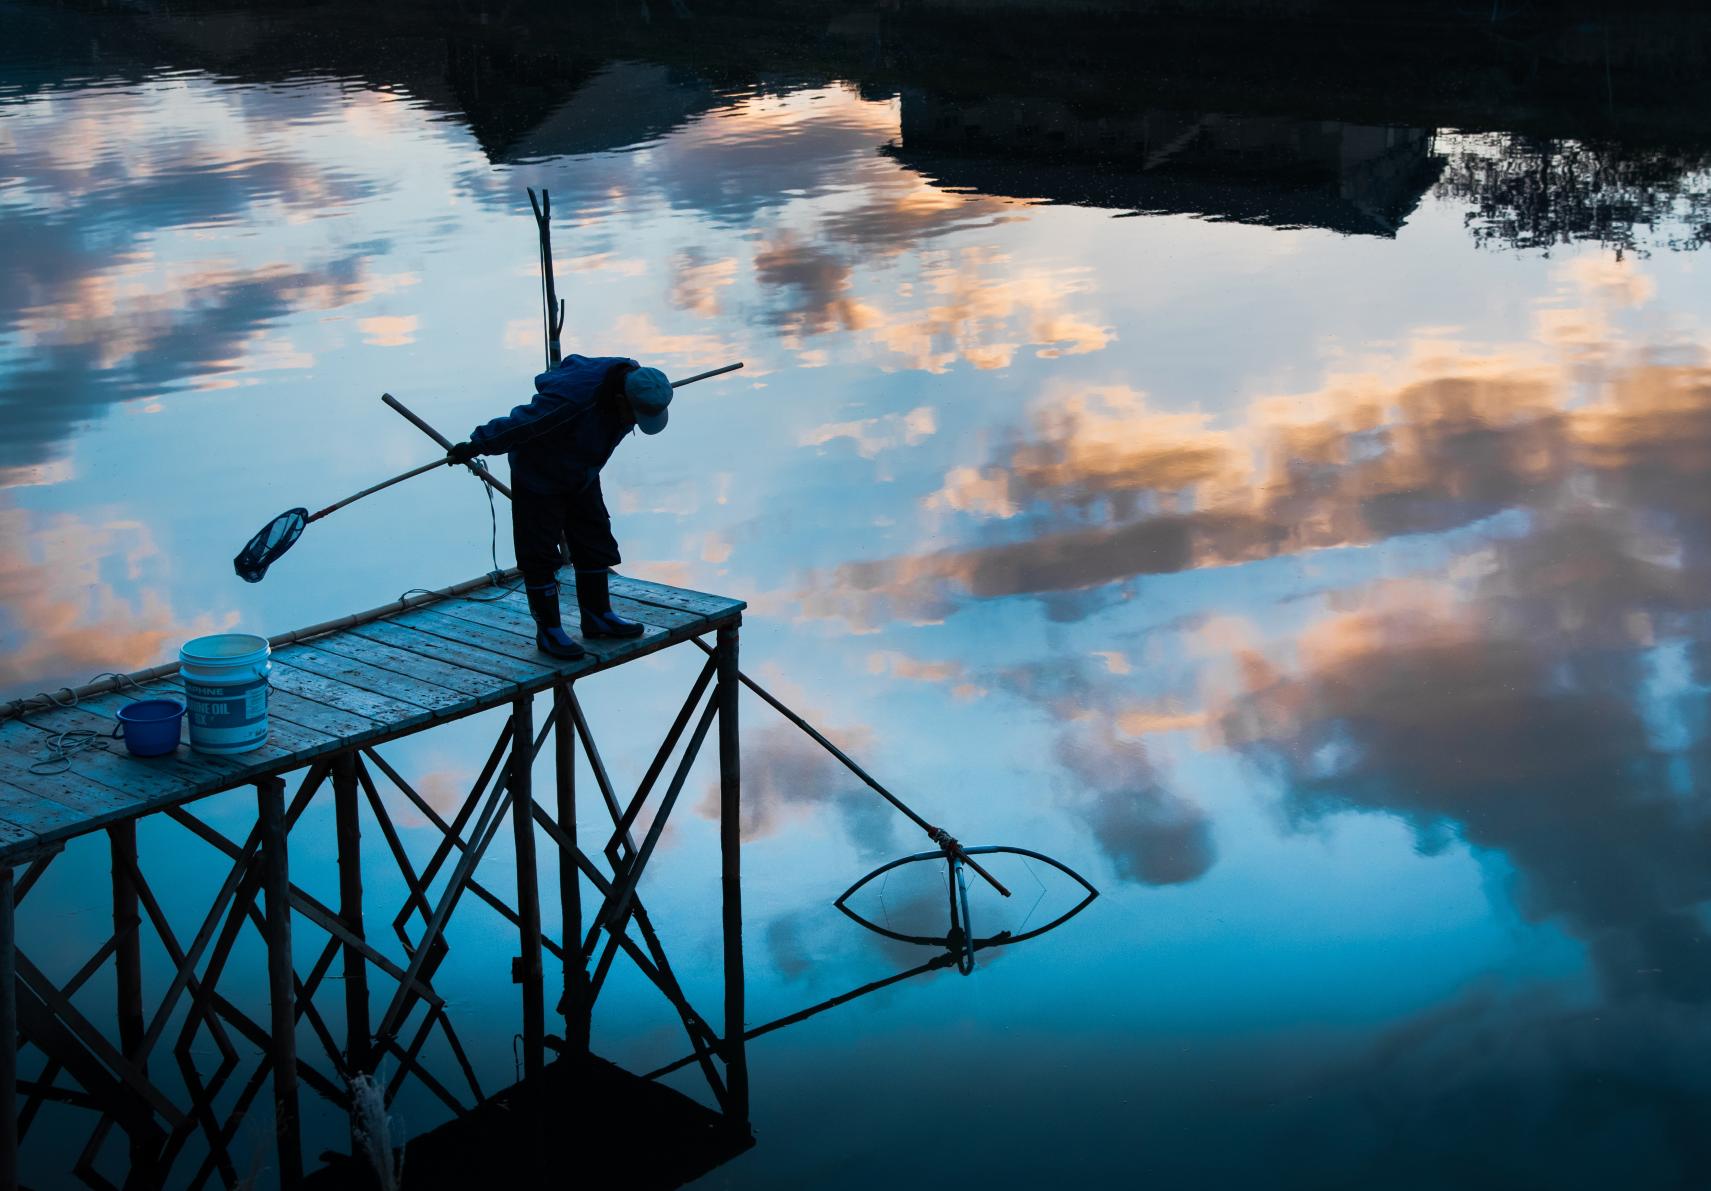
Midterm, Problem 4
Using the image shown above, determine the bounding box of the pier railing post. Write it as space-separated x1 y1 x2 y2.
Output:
257 776 303 1189
510 695 545 1078
716 621 749 1127
332 753 372 1079
108 822 151 1178
0 865 15 1191
554 681 589 1054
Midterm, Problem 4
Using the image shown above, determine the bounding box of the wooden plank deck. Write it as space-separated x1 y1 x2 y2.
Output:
0 574 743 867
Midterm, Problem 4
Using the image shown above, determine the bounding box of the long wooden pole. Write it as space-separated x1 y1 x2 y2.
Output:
380 394 513 500
306 458 449 524
332 754 372 1077
109 823 149 1178
553 683 589 1053
715 622 749 1127
527 188 564 369
256 777 303 1189
689 638 1012 899
509 695 544 1079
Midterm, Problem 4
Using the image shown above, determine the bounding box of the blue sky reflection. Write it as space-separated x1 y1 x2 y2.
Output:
3 50 1710 1186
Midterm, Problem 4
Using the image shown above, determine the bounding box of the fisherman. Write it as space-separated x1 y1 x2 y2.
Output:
446 354 672 661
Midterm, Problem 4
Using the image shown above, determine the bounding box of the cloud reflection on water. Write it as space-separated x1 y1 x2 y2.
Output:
802 260 1699 627
0 503 234 691
7 40 1711 1182
0 77 420 480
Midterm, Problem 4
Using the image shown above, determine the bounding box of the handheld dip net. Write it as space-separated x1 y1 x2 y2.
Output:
686 639 1099 976
232 453 499 583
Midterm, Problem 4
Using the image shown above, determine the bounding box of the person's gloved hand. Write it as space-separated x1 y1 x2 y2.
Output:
446 441 480 465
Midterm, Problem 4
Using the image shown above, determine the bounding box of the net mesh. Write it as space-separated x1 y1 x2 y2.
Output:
233 508 307 583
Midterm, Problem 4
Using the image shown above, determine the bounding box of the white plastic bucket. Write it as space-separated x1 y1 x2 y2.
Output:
179 633 272 755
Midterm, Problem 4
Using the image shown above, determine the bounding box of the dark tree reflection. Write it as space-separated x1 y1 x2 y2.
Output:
1437 133 1711 256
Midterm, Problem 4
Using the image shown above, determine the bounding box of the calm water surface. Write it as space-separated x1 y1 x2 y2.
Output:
4 3 1711 1186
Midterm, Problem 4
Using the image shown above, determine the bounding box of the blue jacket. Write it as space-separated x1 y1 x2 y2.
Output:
469 355 639 495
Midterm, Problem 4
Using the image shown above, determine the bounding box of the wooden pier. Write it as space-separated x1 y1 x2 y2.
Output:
0 571 751 1188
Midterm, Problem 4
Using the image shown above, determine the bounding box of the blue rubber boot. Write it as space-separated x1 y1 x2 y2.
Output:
525 581 586 660
576 569 645 639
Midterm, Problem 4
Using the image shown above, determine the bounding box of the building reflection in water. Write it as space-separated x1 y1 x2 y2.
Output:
892 91 1444 236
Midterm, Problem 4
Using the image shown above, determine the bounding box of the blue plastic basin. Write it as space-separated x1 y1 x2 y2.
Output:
115 699 186 758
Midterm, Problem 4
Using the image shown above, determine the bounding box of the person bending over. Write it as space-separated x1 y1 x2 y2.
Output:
447 354 672 661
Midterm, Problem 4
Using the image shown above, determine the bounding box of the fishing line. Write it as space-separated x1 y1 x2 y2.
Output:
396 466 521 606
1013 856 1050 935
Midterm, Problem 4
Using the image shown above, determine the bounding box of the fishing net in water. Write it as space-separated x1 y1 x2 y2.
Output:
234 507 308 583
836 845 1098 975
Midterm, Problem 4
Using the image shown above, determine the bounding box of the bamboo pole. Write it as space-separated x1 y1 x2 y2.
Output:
716 622 749 1127
553 682 589 1053
108 823 150 1178
332 755 372 1078
509 695 544 1078
306 458 449 524
527 188 564 369
690 637 1013 899
381 394 513 500
256 777 302 1189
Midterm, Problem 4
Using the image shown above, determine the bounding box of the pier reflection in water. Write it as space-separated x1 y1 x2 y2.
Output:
5 0 1711 1186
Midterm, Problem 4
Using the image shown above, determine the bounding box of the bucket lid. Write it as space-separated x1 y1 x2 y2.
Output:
179 633 271 664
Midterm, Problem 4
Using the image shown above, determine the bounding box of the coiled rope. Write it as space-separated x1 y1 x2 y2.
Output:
18 672 177 775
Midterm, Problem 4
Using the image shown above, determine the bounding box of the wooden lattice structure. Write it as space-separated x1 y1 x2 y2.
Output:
0 573 750 1188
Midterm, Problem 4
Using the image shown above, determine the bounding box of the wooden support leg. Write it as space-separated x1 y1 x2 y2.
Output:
109 823 152 1181
333 754 372 1079
257 778 302 1188
554 682 589 1053
510 695 545 1079
0 865 15 1191
716 622 749 1127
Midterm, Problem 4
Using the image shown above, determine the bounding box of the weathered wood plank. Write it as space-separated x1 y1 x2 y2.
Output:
0 747 150 837
39 675 381 751
266 664 437 727
0 714 224 807
435 594 551 640
580 622 671 666
351 619 554 685
611 594 711 632
264 687 385 741
457 585 714 635
424 598 684 674
71 684 332 767
609 574 743 617
52 684 337 787
9 714 242 800
397 604 533 651
275 643 485 708
29 674 307 776
0 569 741 865
0 783 51 846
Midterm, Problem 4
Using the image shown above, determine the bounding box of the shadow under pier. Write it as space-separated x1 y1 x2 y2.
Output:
308 1052 753 1189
